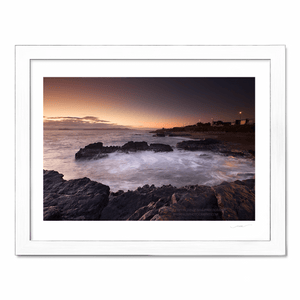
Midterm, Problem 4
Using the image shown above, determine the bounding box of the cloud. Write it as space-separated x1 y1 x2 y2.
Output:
45 116 110 123
43 116 129 130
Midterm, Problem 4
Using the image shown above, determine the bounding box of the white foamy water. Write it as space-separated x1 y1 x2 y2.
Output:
44 129 255 192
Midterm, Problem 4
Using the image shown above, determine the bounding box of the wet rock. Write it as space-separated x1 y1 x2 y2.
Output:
75 141 173 160
149 143 173 152
100 185 186 220
176 138 221 151
248 150 255 157
75 144 118 159
139 209 159 220
43 170 110 220
219 149 246 157
213 179 255 220
121 141 149 151
43 206 61 220
150 186 222 220
127 205 153 220
44 170 255 221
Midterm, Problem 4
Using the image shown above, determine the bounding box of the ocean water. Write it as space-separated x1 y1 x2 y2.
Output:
43 129 255 192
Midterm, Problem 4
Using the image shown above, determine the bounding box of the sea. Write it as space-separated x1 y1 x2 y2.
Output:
43 129 255 192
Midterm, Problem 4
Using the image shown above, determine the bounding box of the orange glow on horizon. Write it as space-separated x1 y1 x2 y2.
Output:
44 77 255 130
43 115 197 129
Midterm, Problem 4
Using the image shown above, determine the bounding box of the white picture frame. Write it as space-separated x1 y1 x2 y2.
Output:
15 45 286 255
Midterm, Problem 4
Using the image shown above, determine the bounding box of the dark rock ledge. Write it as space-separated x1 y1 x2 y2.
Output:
44 170 255 221
176 138 253 158
43 170 110 220
75 139 254 161
75 141 173 160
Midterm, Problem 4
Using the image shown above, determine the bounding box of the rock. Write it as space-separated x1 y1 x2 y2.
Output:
171 193 179 204
139 209 159 220
127 205 153 220
43 170 110 220
84 142 103 149
153 133 165 137
149 143 173 152
176 138 221 151
213 179 255 220
44 170 255 221
219 149 246 157
150 186 222 220
43 206 61 220
121 141 149 151
248 150 255 157
176 139 254 159
75 141 173 160
75 144 118 159
100 185 187 220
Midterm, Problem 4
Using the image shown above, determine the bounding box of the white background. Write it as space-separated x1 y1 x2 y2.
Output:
31 59 270 241
1 1 296 300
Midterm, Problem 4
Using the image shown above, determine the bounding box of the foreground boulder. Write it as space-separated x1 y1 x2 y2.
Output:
75 141 173 160
43 170 110 220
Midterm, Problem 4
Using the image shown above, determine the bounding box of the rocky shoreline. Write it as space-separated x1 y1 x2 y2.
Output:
44 169 255 221
75 138 254 160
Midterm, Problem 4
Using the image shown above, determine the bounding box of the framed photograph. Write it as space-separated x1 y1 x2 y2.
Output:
15 45 286 255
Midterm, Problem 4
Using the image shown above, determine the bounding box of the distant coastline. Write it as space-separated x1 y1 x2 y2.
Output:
150 123 255 155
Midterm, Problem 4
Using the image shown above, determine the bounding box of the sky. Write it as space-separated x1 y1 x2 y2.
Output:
43 77 255 130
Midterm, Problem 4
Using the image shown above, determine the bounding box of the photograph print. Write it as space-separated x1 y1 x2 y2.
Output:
43 77 255 221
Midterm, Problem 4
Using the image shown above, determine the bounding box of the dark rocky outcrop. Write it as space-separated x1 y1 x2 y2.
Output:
176 138 253 158
100 180 254 221
75 141 173 160
149 186 223 220
44 170 255 221
100 185 184 220
153 133 165 137
148 143 174 152
213 179 255 220
176 138 221 151
43 170 110 220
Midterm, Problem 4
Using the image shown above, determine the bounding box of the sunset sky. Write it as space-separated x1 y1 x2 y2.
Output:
43 77 255 130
